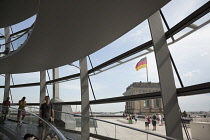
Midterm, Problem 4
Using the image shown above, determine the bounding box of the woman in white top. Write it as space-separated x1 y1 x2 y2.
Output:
158 114 162 126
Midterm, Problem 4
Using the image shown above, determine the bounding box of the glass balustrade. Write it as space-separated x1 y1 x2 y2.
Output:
24 106 176 140
0 105 66 140
5 105 178 140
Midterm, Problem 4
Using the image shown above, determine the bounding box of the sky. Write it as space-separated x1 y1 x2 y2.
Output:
0 0 210 112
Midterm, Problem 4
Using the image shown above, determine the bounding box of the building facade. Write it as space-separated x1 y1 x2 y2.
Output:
123 82 163 114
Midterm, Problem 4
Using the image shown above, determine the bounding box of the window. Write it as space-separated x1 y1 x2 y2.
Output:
154 99 159 107
144 100 149 107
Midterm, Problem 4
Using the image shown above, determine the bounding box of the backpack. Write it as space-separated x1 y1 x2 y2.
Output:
153 115 157 120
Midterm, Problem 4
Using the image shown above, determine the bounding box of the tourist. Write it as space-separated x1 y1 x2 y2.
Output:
182 111 187 118
145 114 150 130
158 113 162 126
17 97 27 124
40 96 54 140
134 114 138 124
130 114 133 120
2 97 11 121
152 114 157 131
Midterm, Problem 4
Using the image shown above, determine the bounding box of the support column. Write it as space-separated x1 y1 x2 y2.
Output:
40 71 46 105
4 74 10 101
148 11 183 139
4 27 10 50
79 57 90 140
53 68 59 99
3 27 11 101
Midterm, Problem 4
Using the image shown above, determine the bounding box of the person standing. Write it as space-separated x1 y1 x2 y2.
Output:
152 114 157 131
182 111 187 118
145 114 150 130
17 97 27 124
134 114 138 124
2 97 11 121
40 96 54 140
158 113 162 126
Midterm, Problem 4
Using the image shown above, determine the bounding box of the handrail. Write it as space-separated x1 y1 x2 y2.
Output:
1 105 67 140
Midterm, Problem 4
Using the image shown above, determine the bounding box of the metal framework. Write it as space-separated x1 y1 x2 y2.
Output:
0 2 209 106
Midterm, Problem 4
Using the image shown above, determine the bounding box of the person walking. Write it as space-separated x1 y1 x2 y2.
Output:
152 114 157 131
2 97 11 121
17 97 27 124
145 114 150 130
40 96 54 140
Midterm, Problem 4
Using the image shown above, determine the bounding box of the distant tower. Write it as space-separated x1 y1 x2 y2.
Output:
123 81 163 114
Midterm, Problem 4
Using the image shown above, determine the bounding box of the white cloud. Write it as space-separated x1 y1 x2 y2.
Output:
201 52 209 56
60 82 80 90
60 80 106 92
126 25 150 44
183 69 200 77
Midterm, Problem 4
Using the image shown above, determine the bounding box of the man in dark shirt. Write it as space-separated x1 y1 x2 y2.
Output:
40 96 54 140
2 97 11 121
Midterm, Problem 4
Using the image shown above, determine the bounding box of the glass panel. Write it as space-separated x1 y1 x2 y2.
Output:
10 86 39 103
11 72 40 85
59 64 80 78
0 76 4 87
10 15 36 32
0 89 4 102
60 79 81 102
169 24 210 87
193 12 210 26
87 52 160 100
161 0 208 28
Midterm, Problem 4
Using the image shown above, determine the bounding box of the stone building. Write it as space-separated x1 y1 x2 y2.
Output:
123 82 163 115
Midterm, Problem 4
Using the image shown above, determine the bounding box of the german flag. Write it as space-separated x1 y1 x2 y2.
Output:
135 57 147 71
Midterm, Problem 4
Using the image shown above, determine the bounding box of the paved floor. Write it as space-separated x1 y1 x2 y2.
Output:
88 117 192 140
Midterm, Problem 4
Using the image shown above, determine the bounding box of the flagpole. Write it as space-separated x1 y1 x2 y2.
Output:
146 65 149 82
146 57 149 82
